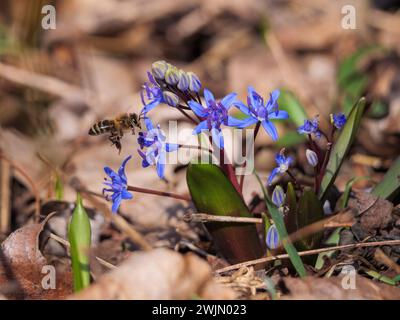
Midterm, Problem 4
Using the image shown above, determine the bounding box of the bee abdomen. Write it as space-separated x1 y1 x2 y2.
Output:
88 120 112 135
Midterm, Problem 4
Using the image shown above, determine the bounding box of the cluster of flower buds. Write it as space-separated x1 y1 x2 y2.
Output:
150 60 202 107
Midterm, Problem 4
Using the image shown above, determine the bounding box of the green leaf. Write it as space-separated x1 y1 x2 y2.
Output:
278 89 308 127
372 156 400 201
314 227 342 270
364 269 397 286
186 163 264 263
68 193 91 292
255 174 307 277
285 182 298 235
319 98 366 202
337 176 371 210
297 189 324 249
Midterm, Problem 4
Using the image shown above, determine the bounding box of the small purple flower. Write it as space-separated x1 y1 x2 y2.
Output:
331 113 346 130
266 224 279 249
137 117 179 179
230 86 288 141
103 156 133 213
272 185 285 207
297 116 321 139
268 151 293 185
306 149 318 167
188 89 238 149
141 72 165 114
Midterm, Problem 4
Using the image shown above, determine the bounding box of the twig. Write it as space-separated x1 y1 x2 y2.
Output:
127 185 191 202
215 239 400 274
0 62 99 108
0 153 40 222
49 233 116 270
0 159 11 234
184 213 262 224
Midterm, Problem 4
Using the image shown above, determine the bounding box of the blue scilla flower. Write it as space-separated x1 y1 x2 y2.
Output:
268 151 293 185
188 89 238 149
103 156 133 213
330 112 346 130
230 86 288 141
137 117 179 179
141 72 165 114
266 224 279 249
272 185 285 207
297 116 321 138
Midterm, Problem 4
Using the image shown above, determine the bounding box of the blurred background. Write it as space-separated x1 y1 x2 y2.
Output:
0 0 399 251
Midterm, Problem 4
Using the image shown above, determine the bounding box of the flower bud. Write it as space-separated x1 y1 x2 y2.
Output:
266 224 279 249
151 60 168 80
272 185 285 207
187 71 201 92
306 149 318 167
177 70 190 91
162 91 179 107
165 66 180 85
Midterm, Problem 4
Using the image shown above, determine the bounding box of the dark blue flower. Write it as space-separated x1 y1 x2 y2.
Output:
268 151 293 185
297 116 321 138
188 89 238 149
331 113 346 130
103 156 133 213
230 86 288 141
141 72 165 114
137 117 179 179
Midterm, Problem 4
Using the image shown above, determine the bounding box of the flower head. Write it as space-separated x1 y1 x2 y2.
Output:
297 116 321 138
330 113 346 130
137 117 179 179
272 185 285 207
188 89 238 149
231 86 288 141
103 156 133 213
141 72 165 114
306 149 318 167
266 224 279 249
268 150 293 185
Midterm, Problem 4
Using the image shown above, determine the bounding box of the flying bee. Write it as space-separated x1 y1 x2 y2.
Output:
88 113 142 153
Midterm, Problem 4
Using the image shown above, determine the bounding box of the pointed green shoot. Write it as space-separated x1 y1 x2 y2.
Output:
68 193 91 292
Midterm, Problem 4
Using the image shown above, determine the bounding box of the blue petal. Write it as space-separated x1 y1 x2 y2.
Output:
144 117 154 130
233 101 251 116
188 101 207 118
261 120 278 141
142 98 161 114
247 86 258 109
227 116 248 128
220 93 237 110
166 143 179 152
121 189 133 200
211 127 223 149
267 167 279 185
118 155 132 182
275 153 285 165
193 120 208 134
111 195 122 213
237 117 258 129
203 89 215 106
268 110 289 120
156 151 166 178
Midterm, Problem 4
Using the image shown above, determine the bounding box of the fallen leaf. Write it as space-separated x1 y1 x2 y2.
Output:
281 276 400 300
70 248 236 300
0 219 72 299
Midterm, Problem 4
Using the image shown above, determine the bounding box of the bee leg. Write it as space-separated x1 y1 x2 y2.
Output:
109 132 122 154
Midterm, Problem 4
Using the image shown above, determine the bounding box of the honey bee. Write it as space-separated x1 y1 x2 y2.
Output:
88 113 142 153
